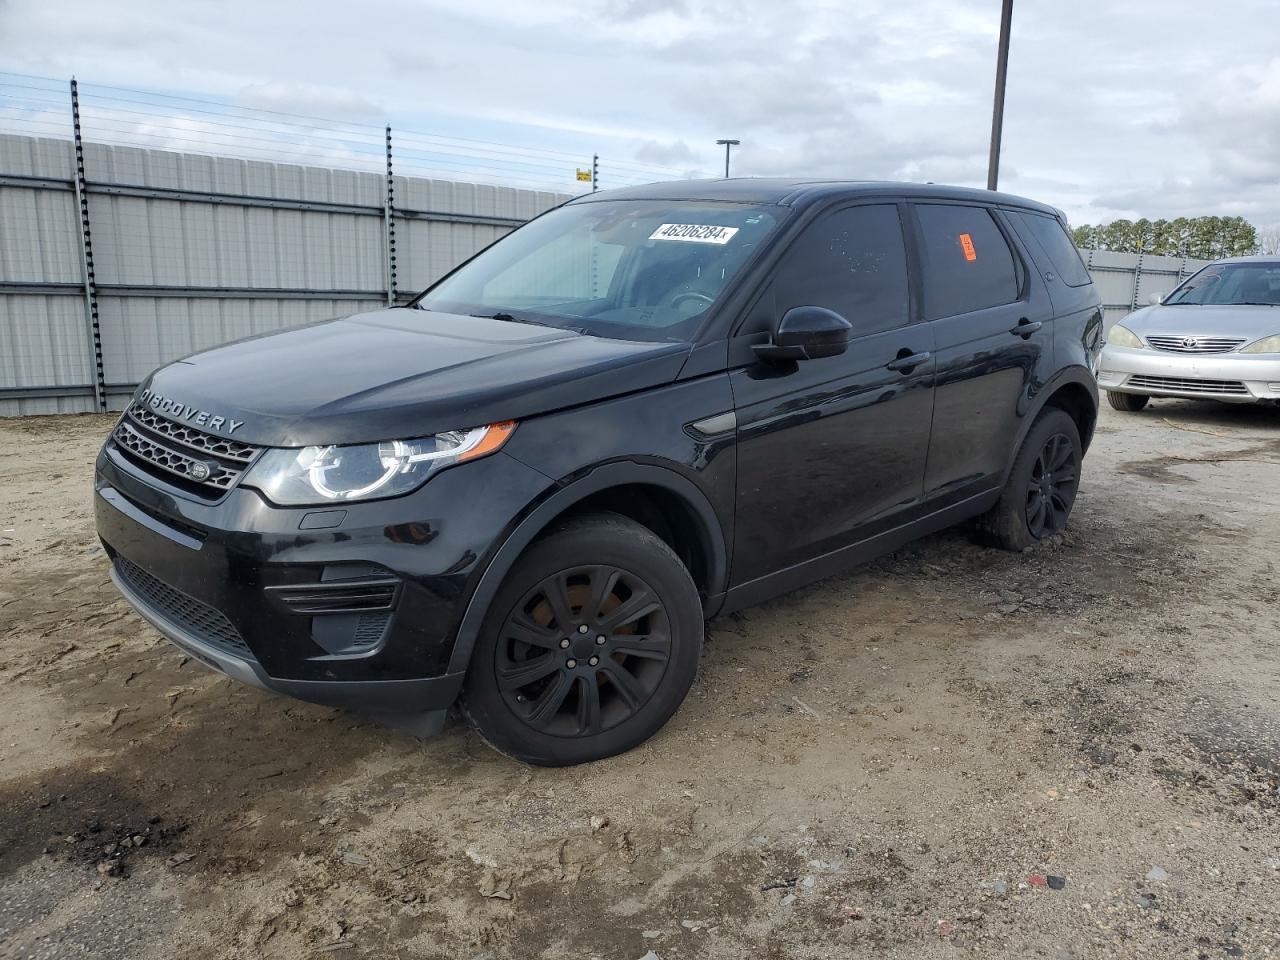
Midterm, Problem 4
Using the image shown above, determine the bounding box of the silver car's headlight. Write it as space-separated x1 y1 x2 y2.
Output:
243 421 516 505
1241 334 1280 355
1106 324 1144 349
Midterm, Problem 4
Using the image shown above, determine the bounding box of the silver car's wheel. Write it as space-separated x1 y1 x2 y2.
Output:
1107 391 1149 412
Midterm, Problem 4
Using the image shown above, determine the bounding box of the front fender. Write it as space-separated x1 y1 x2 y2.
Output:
445 460 730 676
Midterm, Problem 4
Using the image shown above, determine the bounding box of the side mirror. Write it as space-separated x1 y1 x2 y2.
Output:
753 306 853 362
1148 292 1164 305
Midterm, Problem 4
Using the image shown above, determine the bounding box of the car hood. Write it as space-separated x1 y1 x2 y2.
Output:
136 309 692 446
1122 303 1280 341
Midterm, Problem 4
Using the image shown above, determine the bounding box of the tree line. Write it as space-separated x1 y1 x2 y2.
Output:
1070 216 1259 260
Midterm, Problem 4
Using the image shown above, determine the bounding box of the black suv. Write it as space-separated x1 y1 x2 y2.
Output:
95 179 1102 765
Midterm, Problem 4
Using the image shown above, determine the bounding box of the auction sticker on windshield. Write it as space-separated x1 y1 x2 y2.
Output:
649 223 740 244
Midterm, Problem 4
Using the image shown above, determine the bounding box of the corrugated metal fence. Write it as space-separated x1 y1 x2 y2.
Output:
1083 248 1211 328
1 131 1215 417
0 133 568 416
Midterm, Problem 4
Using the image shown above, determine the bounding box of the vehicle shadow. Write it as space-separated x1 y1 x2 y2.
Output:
1133 397 1280 432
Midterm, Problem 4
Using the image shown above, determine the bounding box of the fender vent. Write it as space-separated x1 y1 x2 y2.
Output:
352 613 391 648
267 578 401 614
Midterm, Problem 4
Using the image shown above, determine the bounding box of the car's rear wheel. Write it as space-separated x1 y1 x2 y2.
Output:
1107 390 1149 412
460 512 703 766
977 408 1082 552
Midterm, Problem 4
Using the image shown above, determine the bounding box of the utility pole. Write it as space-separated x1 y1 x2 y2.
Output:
716 139 740 178
986 0 1014 191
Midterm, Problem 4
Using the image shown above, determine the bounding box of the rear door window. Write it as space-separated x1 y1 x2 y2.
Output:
772 203 910 338
915 204 1020 320
1015 211 1092 287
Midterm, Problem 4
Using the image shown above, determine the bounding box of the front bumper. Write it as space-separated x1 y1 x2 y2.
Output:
1099 345 1280 403
95 437 554 721
108 558 458 727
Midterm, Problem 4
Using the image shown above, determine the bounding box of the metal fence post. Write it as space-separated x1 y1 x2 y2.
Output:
70 78 106 410
1130 253 1145 311
384 124 397 305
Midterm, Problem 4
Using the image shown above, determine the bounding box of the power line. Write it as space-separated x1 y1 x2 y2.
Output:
0 71 709 189
78 80 598 164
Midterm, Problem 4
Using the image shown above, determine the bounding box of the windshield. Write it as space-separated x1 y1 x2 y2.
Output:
1165 261 1280 306
414 199 783 342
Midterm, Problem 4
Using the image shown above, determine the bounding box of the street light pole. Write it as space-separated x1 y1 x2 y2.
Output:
986 0 1014 191
716 139 740 178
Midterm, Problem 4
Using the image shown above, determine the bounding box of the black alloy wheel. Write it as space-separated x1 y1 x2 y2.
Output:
460 511 703 766
1024 431 1078 539
496 565 672 737
975 407 1083 551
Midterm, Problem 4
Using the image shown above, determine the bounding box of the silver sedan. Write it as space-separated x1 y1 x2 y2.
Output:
1099 256 1280 410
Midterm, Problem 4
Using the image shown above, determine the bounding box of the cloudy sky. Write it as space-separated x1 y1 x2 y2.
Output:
2 0 1279 227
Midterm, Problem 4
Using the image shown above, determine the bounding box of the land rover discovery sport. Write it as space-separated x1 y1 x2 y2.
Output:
96 179 1102 765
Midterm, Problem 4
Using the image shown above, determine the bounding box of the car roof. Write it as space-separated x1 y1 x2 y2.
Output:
570 177 1063 218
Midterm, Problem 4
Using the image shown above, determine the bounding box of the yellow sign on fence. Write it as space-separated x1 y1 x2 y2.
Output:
575 168 593 182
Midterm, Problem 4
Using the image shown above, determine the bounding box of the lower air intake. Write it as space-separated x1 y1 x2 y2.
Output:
115 556 253 660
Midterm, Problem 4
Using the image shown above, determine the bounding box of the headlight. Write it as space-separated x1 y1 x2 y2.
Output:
1106 324 1144 349
243 421 516 505
1241 334 1280 354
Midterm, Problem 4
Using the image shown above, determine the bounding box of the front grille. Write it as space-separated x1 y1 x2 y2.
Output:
115 556 253 660
113 404 262 495
1145 335 1246 354
128 405 260 462
1128 375 1249 395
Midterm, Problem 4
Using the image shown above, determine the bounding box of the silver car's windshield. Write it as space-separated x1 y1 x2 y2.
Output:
1166 261 1280 307
414 199 782 342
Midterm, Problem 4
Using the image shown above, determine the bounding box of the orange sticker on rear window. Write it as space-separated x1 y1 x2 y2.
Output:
959 233 977 261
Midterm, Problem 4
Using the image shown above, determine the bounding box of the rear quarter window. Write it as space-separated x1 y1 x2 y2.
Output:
1015 211 1092 287
915 204 1020 320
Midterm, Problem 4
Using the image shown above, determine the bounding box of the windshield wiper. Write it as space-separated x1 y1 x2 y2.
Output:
469 311 597 336
470 311 556 327
1231 302 1280 307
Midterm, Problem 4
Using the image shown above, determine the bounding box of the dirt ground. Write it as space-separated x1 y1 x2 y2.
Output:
1 400 1278 960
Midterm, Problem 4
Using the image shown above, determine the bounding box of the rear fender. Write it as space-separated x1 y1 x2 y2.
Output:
1001 364 1098 485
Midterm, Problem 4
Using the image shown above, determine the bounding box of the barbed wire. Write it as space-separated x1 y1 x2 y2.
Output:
0 71 697 193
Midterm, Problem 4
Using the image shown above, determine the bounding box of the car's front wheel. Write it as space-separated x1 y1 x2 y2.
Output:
977 407 1083 551
460 511 703 766
1107 390 1149 412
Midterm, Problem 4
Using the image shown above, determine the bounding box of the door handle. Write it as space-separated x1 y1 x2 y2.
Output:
886 350 931 373
1009 319 1043 338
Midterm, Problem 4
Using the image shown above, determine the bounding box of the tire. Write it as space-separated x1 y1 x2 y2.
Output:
459 511 703 766
1107 390 1149 412
977 408 1083 552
